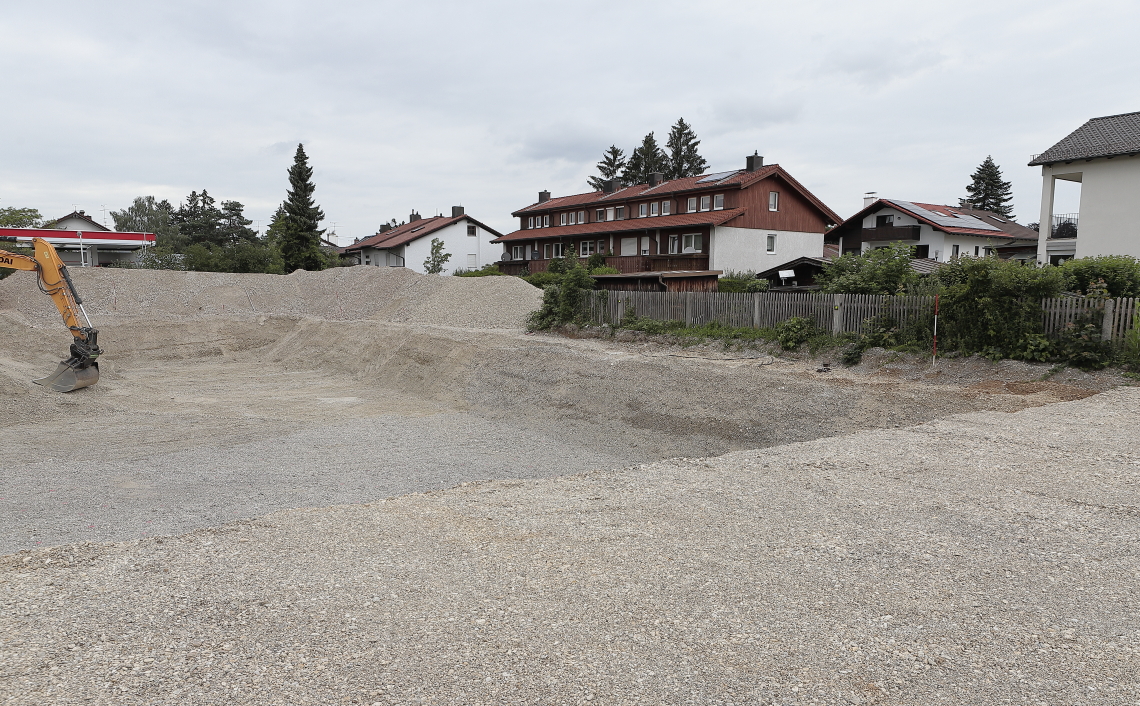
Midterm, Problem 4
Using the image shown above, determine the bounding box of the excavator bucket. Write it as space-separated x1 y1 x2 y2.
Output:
33 361 99 393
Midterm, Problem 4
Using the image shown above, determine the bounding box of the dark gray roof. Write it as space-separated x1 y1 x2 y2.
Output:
1030 111 1140 165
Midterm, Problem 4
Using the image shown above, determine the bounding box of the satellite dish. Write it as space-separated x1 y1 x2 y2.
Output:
501 252 511 262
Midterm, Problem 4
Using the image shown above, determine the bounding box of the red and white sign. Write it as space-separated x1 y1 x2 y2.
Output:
0 227 157 248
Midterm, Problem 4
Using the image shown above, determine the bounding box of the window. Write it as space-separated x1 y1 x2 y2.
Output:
661 201 671 215
543 243 551 259
467 254 477 268
952 244 960 258
560 213 567 226
552 242 565 258
543 215 549 228
699 195 711 211
639 203 648 217
682 233 703 253
650 202 659 216
768 192 779 211
512 245 526 260
606 207 615 221
614 206 625 220
527 216 534 229
578 210 586 223
569 211 577 225
580 240 595 256
914 244 929 259
596 208 605 222
875 214 894 228
598 239 606 254
467 225 477 236
668 234 680 254
713 194 724 210
766 234 777 253
974 245 980 257
687 197 697 212
641 237 650 255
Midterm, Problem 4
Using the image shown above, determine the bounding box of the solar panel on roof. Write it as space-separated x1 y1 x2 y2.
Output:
696 170 741 184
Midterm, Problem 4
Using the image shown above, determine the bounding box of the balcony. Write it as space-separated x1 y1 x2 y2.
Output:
496 253 711 276
861 225 921 242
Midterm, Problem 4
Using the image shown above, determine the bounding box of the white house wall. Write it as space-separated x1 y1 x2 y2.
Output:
1073 156 1140 258
358 219 500 274
711 226 822 273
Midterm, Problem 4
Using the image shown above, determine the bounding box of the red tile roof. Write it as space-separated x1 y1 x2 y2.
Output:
831 199 1036 240
512 164 842 225
491 209 745 243
343 215 503 252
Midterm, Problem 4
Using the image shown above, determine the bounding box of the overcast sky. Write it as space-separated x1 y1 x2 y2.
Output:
2 1 1135 242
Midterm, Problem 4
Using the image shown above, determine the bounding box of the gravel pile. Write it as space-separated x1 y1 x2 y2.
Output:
0 266 543 329
3 388 1138 705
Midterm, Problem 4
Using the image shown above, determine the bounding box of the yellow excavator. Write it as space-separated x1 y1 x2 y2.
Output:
0 236 102 392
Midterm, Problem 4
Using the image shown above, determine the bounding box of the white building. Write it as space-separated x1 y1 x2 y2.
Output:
342 207 505 274
1030 111 1140 263
827 198 1037 261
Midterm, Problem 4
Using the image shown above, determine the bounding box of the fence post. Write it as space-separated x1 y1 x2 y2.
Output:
753 294 761 329
1102 299 1116 342
831 294 844 335
616 297 625 326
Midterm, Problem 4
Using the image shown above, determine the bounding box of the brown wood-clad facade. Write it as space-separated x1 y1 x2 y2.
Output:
591 270 722 293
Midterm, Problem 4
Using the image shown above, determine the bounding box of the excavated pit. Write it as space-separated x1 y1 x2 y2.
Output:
0 266 1112 552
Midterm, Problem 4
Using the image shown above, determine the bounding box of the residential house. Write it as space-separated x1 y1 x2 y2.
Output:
492 154 841 276
0 225 155 267
826 198 1038 261
1030 110 1140 262
51 210 111 232
342 207 504 274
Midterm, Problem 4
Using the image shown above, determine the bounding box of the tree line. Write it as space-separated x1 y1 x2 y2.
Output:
587 118 710 190
110 144 342 273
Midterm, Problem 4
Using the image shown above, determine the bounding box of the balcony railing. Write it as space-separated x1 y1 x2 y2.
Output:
860 225 921 242
1050 213 1078 239
496 253 711 276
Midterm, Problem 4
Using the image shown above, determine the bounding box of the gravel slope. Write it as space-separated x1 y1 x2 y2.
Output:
3 388 1138 705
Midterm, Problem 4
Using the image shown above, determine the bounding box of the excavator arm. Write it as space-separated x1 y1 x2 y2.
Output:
0 237 103 391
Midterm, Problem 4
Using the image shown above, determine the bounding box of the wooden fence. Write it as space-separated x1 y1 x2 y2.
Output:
582 291 1140 341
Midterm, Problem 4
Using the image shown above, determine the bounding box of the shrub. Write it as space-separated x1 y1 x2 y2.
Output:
774 316 815 350
719 276 769 293
590 266 620 275
1061 255 1140 297
526 260 595 330
586 252 608 272
933 256 1066 357
1056 319 1112 370
521 271 562 289
1012 334 1053 362
454 263 506 277
818 242 918 294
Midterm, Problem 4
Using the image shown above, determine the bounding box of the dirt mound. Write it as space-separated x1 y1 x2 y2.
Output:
0 266 542 329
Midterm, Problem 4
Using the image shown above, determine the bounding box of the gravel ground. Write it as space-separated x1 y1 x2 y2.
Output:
0 314 1099 553
2 388 1138 705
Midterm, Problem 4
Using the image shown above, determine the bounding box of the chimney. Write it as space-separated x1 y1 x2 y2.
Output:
602 179 619 194
648 172 664 187
378 224 391 233
746 152 764 172
409 211 421 222
538 190 551 203
451 205 465 217
863 192 877 208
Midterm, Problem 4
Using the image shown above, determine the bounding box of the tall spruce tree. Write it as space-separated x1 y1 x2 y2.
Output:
621 132 669 186
278 144 327 272
587 145 628 191
960 156 1014 218
665 118 708 180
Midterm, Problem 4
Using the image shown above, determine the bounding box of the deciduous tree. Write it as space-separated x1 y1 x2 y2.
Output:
423 237 452 274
